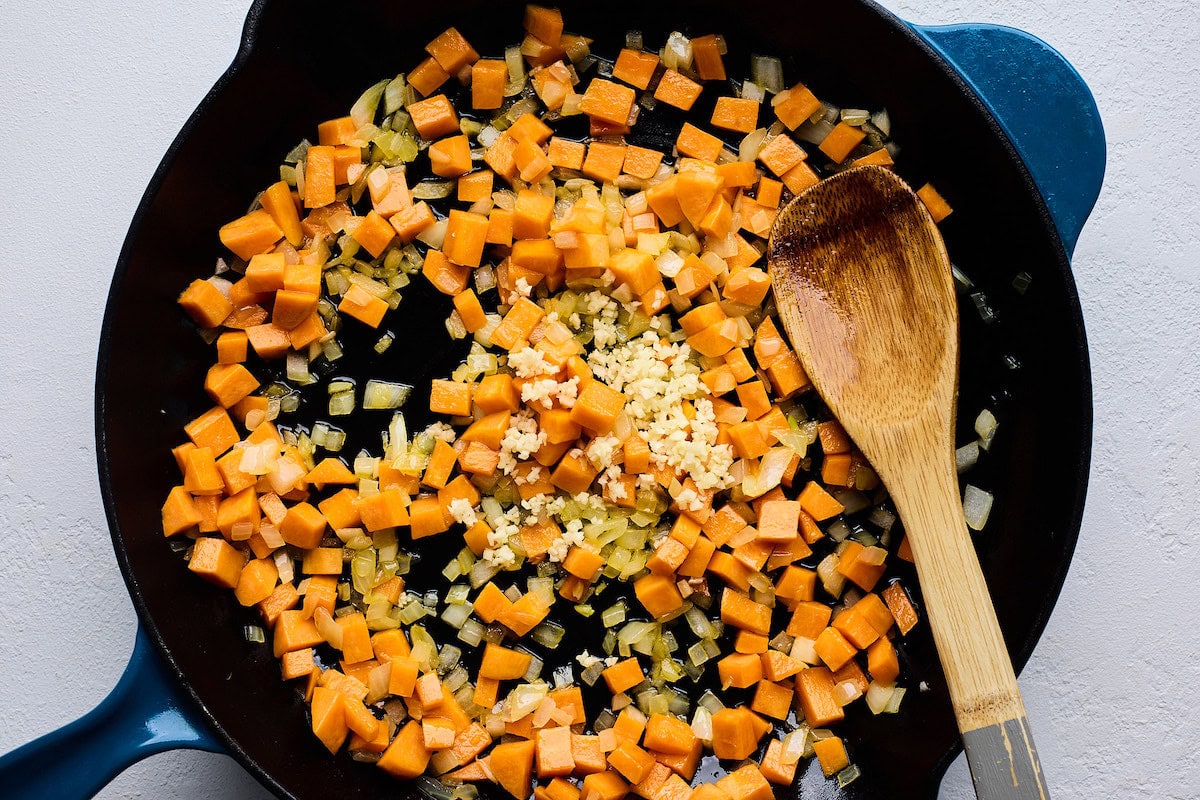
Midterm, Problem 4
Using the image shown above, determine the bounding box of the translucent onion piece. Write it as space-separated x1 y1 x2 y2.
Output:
457 619 485 648
865 680 896 714
975 408 998 450
750 55 784 93
351 79 389 128
739 128 768 162
412 180 455 200
870 108 892 136
963 485 994 531
834 680 863 706
363 380 412 409
313 607 344 649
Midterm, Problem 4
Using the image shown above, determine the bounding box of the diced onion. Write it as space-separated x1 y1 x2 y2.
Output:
834 680 863 706
457 619 485 648
832 489 870 515
441 602 473 629
532 621 566 649
794 118 836 145
415 775 456 800
975 408 998 450
351 79 389 128
417 218 448 249
367 662 391 705
690 706 713 743
601 600 628 628
870 108 892 136
865 680 896 714
580 661 605 686
505 684 548 721
697 690 724 714
740 81 766 103
867 507 896 533
523 654 544 682
313 607 344 649
663 32 693 71
970 292 996 323
329 390 356 416
963 485 994 530
817 554 846 598
412 180 455 200
750 55 784 93
273 551 294 584
840 108 871 126
363 380 412 410
781 728 808 764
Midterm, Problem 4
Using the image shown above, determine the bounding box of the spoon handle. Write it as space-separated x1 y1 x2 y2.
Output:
892 456 1049 799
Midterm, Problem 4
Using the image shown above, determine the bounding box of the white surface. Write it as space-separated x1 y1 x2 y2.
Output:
0 1 1196 798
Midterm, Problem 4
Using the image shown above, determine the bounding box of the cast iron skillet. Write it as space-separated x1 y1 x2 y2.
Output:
0 0 1104 798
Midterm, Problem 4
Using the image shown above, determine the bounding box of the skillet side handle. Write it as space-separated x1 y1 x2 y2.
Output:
0 626 221 800
910 23 1106 258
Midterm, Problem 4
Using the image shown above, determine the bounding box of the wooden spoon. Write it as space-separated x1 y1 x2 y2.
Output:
768 165 1049 799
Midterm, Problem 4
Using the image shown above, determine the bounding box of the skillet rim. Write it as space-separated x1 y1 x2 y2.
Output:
94 0 1092 796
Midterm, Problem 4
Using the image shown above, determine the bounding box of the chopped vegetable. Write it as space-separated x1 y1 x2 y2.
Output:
161 7 974 797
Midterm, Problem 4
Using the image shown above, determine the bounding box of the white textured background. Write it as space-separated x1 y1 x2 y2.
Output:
0 0 1196 797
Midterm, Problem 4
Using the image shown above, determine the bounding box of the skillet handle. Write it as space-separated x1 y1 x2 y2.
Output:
0 625 222 799
910 23 1106 258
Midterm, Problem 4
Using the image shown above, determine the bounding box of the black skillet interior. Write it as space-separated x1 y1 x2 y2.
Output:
96 0 1091 798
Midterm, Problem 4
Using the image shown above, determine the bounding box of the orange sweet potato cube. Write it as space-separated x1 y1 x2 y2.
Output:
612 48 659 89
569 381 625 434
408 94 460 140
490 297 545 351
425 27 479 74
653 69 702 111
757 134 807 177
819 121 868 164
579 78 635 126
184 406 239 455
775 82 823 130
204 363 259 408
442 210 490 268
607 249 658 295
389 200 436 242
634 574 684 619
917 183 954 223
675 123 723 163
348 210 395 259
691 34 726 80
408 57 450 97
429 134 472 178
471 59 507 110
188 536 245 589
457 169 494 203
338 285 388 328
711 96 760 134
781 161 820 195
219 209 282 260
178 279 233 329
429 379 474 416
513 190 556 240
547 137 586 170
582 142 627 184
622 145 664 181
